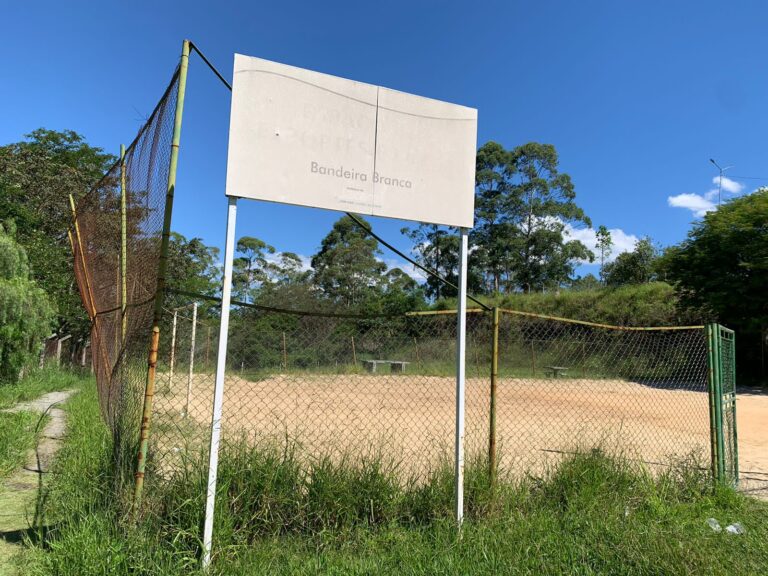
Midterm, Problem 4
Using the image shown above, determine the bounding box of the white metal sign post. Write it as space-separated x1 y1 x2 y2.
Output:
454 227 469 524
203 53 477 569
202 197 238 569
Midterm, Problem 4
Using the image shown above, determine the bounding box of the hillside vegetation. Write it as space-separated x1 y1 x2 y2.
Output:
438 282 704 327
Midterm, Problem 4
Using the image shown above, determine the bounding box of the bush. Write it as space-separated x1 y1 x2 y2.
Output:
0 222 54 383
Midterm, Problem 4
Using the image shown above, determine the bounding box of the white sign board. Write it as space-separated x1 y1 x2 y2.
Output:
225 54 477 228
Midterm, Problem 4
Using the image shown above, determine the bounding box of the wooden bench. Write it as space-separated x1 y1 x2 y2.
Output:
544 365 569 378
362 360 411 374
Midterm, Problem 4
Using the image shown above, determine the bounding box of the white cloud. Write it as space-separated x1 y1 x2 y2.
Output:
562 223 639 264
669 176 747 217
378 257 427 281
714 175 744 194
668 193 715 217
265 251 312 271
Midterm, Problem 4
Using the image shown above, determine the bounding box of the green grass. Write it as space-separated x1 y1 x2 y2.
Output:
0 368 84 409
0 411 39 480
0 367 82 481
19 375 768 575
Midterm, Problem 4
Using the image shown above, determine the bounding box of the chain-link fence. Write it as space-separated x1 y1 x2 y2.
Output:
69 67 181 473
150 304 493 481
146 298 715 486
493 310 710 476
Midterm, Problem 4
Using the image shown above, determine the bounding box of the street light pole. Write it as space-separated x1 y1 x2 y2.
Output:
709 158 733 207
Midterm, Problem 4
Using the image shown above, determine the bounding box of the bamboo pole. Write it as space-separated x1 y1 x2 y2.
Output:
489 307 499 485
115 261 120 353
133 39 190 512
350 335 356 367
120 144 128 344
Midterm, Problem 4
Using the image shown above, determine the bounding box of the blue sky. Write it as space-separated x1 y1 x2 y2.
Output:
2 1 767 279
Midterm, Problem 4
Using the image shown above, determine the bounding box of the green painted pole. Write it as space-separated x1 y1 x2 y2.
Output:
731 330 739 484
489 307 499 485
714 326 726 481
133 39 190 512
705 324 719 481
120 144 127 344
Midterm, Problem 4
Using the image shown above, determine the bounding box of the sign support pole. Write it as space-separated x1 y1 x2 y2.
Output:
202 196 238 570
455 227 469 525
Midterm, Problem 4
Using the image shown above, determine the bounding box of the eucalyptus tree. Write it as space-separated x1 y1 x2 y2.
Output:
311 215 387 308
595 225 613 283
472 141 593 292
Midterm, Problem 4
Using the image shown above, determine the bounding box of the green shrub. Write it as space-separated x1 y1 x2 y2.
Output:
0 222 54 383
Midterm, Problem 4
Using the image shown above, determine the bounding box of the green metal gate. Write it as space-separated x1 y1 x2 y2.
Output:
707 324 738 485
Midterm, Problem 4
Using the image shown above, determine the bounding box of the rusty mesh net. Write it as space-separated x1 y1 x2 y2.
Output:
70 68 180 467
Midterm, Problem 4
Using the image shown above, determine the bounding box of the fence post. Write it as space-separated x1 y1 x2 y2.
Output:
731 330 739 484
489 307 500 485
206 325 211 368
713 326 726 480
120 143 128 344
706 323 726 482
350 335 356 367
184 301 198 417
706 325 717 480
169 310 178 385
133 38 190 512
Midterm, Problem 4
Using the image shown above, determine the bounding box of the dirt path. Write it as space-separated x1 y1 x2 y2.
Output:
0 390 77 575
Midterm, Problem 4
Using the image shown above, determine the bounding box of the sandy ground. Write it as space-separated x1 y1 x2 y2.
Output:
733 391 768 495
153 373 767 492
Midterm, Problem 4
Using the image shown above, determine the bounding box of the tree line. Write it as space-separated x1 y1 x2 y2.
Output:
0 129 765 382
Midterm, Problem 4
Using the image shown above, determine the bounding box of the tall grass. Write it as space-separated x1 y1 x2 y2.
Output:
22 374 768 575
0 367 84 409
0 367 83 482
0 411 39 479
